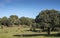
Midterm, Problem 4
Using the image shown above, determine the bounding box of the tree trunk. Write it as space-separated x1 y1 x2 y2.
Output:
33 28 35 31
47 27 50 35
30 28 32 31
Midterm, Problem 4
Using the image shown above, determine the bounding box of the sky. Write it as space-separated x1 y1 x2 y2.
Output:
0 0 60 18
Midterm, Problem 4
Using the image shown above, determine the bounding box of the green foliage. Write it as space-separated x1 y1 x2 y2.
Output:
0 9 60 31
19 17 34 26
9 15 21 25
0 16 12 26
0 15 34 27
35 9 60 31
0 18 2 25
1 16 8 25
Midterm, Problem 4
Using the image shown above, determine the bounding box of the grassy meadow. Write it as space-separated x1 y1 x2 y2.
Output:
0 25 60 38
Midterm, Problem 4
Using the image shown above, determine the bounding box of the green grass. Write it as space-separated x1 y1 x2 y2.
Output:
0 26 60 38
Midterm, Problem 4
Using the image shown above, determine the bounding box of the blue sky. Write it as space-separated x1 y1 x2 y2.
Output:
0 0 60 18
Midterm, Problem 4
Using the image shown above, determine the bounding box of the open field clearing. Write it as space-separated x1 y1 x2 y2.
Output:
0 26 60 38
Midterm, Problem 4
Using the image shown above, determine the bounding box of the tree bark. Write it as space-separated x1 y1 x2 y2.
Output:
47 27 50 35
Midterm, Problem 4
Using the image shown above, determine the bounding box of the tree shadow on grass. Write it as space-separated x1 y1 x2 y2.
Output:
13 33 60 37
13 29 60 37
25 30 41 32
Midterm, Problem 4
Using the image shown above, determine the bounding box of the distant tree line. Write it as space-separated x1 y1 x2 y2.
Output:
0 15 35 27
